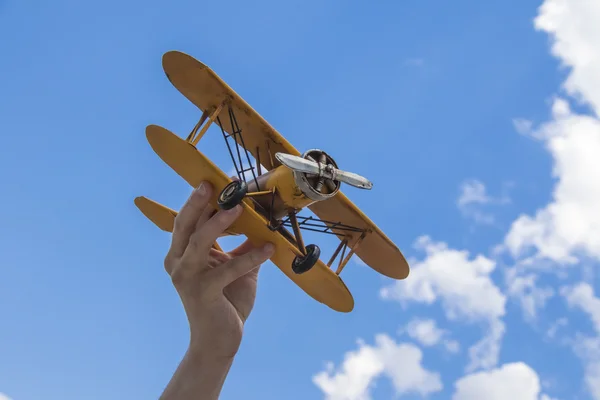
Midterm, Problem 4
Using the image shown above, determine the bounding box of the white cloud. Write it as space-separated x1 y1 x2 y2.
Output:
562 283 600 332
458 180 493 207
0 394 12 400
313 334 442 400
381 236 506 321
535 0 600 113
566 334 600 399
380 236 506 371
452 362 553 400
501 3 600 394
501 3 600 398
513 118 535 135
505 267 555 321
466 319 506 374
504 100 600 264
561 282 600 398
313 345 384 400
445 339 461 354
499 2 600 396
504 0 600 265
402 318 460 353
457 180 495 225
405 318 444 346
457 179 511 225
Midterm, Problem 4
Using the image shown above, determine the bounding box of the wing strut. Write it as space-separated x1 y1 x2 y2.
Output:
334 232 366 274
280 214 365 236
186 99 227 145
324 232 366 275
276 212 368 275
215 105 261 191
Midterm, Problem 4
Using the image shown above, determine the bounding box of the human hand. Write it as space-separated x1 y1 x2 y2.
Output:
164 181 274 359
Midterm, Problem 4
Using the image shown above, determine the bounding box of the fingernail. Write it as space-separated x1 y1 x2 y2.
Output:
263 243 274 255
196 182 206 195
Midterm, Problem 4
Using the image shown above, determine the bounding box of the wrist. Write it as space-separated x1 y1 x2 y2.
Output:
188 326 243 360
187 341 237 364
160 345 235 400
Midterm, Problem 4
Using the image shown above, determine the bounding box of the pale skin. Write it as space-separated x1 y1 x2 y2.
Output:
160 181 274 400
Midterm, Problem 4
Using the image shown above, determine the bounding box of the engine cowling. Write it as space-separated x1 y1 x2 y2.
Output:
292 149 341 201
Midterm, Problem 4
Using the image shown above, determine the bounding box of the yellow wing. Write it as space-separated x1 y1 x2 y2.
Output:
162 50 301 171
308 197 409 280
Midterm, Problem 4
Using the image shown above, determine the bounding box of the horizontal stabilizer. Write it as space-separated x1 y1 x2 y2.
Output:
134 196 177 232
134 195 240 237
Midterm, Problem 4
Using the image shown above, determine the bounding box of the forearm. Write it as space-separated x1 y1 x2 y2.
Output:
160 346 234 400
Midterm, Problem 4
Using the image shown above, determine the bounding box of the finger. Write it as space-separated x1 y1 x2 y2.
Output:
167 182 212 259
211 243 274 288
228 239 258 257
182 205 243 264
194 204 216 234
209 248 231 264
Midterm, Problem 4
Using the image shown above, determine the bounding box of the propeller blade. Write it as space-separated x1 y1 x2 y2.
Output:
275 153 321 175
332 169 373 190
275 152 373 190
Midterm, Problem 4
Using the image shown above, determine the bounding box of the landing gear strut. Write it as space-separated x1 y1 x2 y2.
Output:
286 211 320 274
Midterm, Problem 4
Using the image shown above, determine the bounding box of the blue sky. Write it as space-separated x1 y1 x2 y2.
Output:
2 0 599 399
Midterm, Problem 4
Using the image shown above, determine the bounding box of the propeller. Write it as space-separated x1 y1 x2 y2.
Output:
275 151 373 191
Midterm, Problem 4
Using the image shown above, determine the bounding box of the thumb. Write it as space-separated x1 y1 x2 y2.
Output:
213 243 274 287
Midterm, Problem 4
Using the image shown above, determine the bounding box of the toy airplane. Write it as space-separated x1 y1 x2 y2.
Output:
135 51 410 312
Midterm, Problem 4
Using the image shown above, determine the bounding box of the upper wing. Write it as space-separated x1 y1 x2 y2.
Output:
162 50 300 171
308 194 410 280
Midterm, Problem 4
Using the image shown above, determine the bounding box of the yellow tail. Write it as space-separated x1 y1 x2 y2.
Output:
134 196 178 232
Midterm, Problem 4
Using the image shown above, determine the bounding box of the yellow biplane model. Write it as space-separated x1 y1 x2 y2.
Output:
135 51 409 312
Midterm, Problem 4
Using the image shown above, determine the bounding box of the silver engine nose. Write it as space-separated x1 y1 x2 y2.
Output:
292 149 341 202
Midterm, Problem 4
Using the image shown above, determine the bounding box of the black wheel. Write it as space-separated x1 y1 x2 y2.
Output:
217 180 248 210
292 244 321 274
